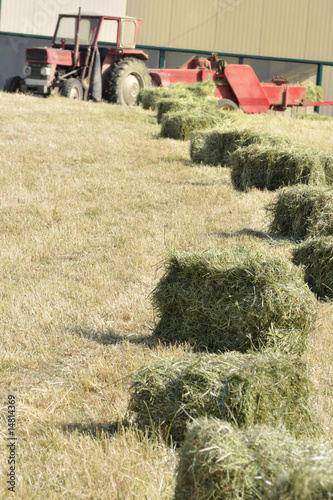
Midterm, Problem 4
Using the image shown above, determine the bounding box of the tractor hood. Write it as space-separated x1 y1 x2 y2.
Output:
26 47 73 66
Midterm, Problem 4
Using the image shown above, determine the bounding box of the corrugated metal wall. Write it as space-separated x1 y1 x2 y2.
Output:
126 0 333 62
0 0 127 36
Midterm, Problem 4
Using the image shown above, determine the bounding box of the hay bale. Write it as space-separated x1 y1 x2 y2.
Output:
129 352 314 442
185 80 216 98
268 185 333 239
139 81 216 110
321 152 333 185
303 84 324 103
139 83 191 110
160 109 222 140
156 96 217 124
292 237 333 298
152 249 317 353
230 143 326 191
190 126 274 166
175 419 333 500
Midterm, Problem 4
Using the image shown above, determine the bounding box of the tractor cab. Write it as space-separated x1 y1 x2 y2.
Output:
52 13 142 51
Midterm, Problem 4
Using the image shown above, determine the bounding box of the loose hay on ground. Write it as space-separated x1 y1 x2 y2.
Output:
151 249 317 353
267 185 333 239
128 352 315 443
230 143 327 191
292 237 333 299
174 419 333 500
190 125 287 166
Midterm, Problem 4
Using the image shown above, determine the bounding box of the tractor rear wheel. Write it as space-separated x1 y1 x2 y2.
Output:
217 98 239 112
61 79 83 100
4 76 23 93
106 58 151 106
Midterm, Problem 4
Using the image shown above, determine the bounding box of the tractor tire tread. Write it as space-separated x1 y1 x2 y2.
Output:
106 57 151 105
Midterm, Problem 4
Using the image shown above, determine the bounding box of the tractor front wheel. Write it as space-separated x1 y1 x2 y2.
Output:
106 58 151 106
61 79 83 100
4 76 23 93
217 98 239 112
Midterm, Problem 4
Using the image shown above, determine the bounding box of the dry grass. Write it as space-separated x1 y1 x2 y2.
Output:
0 91 332 498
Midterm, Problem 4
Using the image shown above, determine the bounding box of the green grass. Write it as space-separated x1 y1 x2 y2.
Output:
0 91 332 498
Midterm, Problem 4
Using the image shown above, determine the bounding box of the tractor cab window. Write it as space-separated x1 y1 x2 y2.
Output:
54 17 76 45
79 19 100 45
54 16 100 46
120 20 137 48
98 19 118 45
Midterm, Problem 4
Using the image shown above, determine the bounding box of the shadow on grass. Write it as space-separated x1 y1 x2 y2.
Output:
61 419 130 439
212 228 294 243
70 327 159 348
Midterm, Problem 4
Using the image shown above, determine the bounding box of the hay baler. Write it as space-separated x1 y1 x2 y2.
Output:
149 54 333 113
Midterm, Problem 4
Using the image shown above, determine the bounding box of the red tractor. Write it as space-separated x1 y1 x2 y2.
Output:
5 10 151 105
5 10 333 113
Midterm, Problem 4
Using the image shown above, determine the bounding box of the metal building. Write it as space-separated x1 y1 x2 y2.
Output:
1 0 333 115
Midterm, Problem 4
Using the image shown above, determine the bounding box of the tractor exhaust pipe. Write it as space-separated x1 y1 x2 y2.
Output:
73 7 81 66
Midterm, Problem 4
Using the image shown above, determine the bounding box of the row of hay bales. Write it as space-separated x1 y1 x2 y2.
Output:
136 82 333 496
140 82 333 192
191 128 333 191
139 81 224 140
126 247 333 497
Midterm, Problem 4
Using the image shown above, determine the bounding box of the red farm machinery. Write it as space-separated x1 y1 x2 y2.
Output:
5 11 333 114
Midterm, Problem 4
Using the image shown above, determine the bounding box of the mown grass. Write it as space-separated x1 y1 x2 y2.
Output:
0 92 332 498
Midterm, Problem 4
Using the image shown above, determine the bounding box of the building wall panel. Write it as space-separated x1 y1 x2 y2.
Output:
211 0 264 55
253 0 309 59
127 0 333 63
125 0 174 47
305 0 333 63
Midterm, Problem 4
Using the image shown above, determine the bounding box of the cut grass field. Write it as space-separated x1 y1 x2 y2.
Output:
0 91 333 499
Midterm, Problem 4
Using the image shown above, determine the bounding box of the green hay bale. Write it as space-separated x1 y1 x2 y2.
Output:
160 110 222 140
185 80 216 98
321 152 333 185
303 84 324 103
292 237 333 298
231 143 326 191
157 97 193 123
139 83 190 110
129 352 314 443
190 126 282 166
268 185 333 239
152 249 317 353
156 96 217 124
175 419 333 500
139 81 216 110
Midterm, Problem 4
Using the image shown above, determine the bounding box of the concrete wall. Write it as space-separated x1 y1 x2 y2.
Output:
0 0 127 35
0 34 50 89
